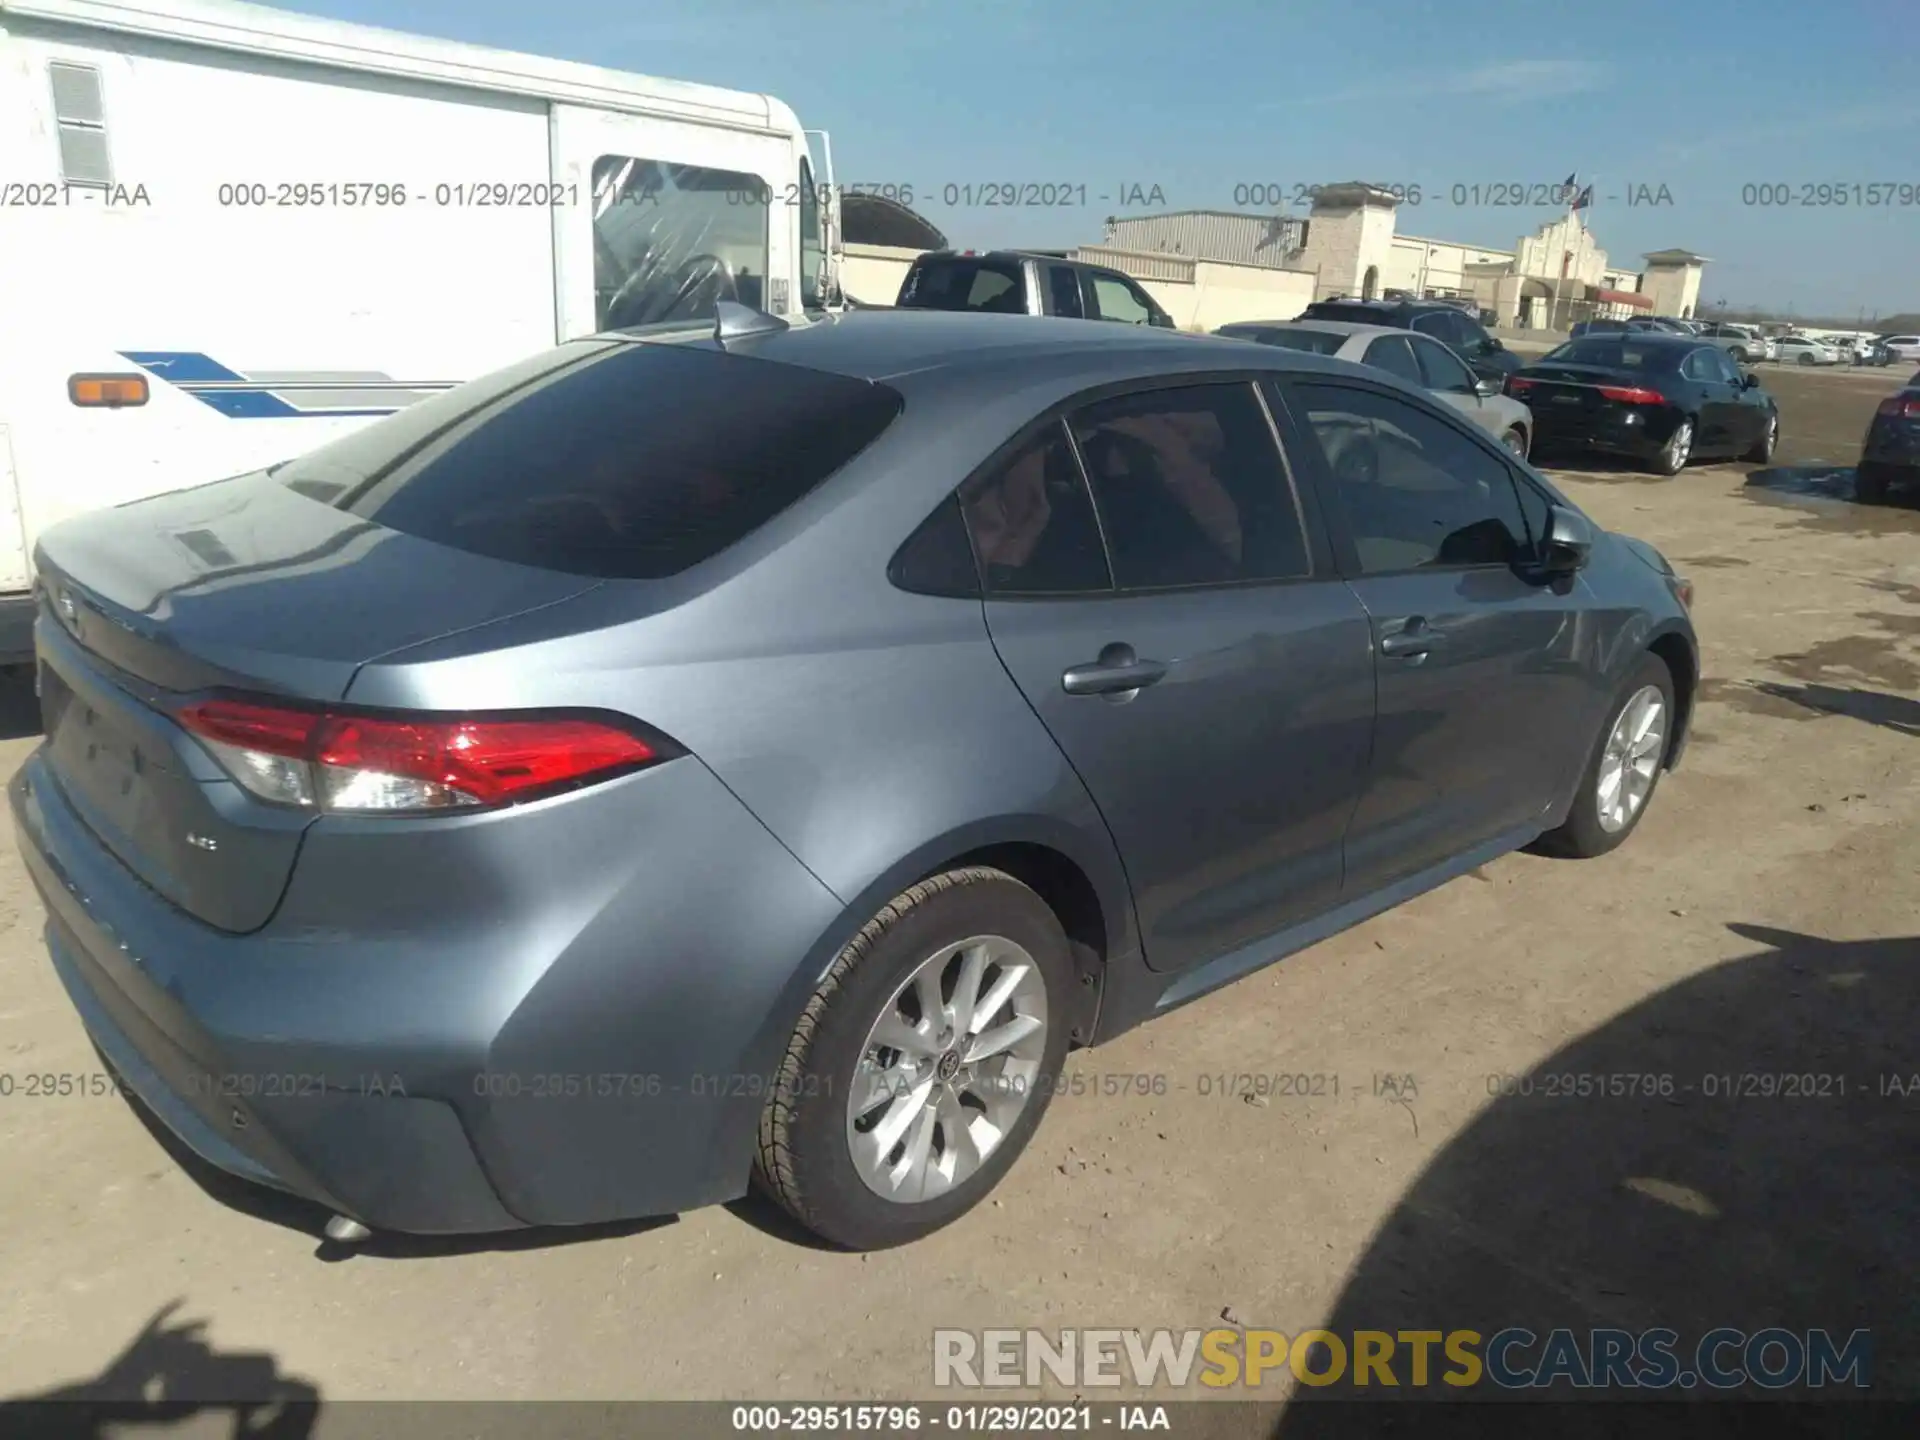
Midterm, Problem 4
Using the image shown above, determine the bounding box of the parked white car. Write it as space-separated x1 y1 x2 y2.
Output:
1882 335 1920 363
1773 335 1841 366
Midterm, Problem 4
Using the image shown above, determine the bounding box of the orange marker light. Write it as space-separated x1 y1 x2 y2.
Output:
68 374 150 408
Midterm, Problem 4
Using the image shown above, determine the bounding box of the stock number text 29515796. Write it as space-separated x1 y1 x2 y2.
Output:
213 182 583 208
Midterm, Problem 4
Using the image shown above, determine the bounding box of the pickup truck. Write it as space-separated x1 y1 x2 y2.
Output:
894 250 1178 327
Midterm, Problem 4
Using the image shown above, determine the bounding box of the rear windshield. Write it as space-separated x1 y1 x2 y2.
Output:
1302 303 1394 325
1541 339 1682 372
1221 326 1347 355
274 340 903 579
897 257 1027 313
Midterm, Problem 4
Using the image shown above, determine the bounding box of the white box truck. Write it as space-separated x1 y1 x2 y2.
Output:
0 0 844 661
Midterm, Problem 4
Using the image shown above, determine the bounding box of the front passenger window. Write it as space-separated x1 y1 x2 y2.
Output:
1086 274 1152 325
1291 383 1531 574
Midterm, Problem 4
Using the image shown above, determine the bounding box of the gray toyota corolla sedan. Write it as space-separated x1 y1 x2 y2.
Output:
13 306 1698 1252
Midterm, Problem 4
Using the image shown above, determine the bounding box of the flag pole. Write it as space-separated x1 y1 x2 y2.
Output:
1552 176 1571 332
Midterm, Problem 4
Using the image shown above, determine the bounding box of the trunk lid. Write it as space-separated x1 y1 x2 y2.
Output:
1512 363 1639 414
32 471 600 933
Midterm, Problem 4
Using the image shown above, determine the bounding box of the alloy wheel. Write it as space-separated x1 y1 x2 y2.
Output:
845 934 1049 1203
1665 421 1693 471
1596 685 1667 834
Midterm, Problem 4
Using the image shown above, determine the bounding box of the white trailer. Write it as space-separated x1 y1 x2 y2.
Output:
0 0 843 661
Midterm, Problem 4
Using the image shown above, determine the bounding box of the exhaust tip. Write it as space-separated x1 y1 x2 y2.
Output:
324 1215 371 1244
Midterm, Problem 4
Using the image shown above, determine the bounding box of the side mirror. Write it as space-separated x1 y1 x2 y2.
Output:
1741 372 1761 389
1482 336 1505 354
1474 378 1500 398
1538 505 1593 575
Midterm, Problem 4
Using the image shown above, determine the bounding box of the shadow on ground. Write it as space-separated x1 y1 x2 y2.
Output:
0 1300 320 1436
1745 465 1920 523
1272 923 1920 1438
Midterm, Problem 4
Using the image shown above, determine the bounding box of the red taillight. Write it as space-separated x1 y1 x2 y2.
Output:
1876 396 1920 418
1597 385 1666 405
1507 378 1534 394
175 698 665 814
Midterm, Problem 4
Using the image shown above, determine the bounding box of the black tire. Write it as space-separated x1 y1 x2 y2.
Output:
753 867 1075 1251
1797 353 1814 366
1649 416 1695 476
1535 654 1677 859
1730 347 1749 364
1856 464 1890 505
1745 408 1778 464
1500 427 1528 460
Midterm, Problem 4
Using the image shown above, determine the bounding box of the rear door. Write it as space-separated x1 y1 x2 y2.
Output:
969 377 1376 974
1275 377 1593 894
1681 346 1742 454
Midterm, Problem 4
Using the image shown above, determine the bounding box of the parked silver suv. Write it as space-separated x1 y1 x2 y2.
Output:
1691 323 1773 364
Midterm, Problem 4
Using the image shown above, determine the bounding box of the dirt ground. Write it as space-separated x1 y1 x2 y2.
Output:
0 361 1915 1414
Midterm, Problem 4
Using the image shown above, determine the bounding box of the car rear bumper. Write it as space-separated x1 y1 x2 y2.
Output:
11 737 847 1235
1529 406 1679 461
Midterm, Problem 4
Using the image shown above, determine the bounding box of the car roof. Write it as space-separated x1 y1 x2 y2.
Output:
1559 332 1702 349
617 308 1355 385
1222 320 1403 341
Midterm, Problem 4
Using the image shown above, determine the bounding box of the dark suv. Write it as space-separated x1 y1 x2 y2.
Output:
895 250 1177 328
1299 299 1520 381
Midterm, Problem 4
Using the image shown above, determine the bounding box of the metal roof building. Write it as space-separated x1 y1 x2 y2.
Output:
1097 210 1308 269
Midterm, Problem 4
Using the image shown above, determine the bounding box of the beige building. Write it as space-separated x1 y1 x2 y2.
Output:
1088 187 1710 333
831 185 1712 336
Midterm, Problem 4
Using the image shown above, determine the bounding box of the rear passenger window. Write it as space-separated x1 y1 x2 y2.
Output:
1363 336 1425 386
959 423 1111 595
1047 265 1085 318
1291 382 1530 574
303 342 903 580
1068 383 1311 589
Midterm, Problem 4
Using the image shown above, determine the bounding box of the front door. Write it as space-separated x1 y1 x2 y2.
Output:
549 104 796 341
1278 377 1594 895
969 379 1376 974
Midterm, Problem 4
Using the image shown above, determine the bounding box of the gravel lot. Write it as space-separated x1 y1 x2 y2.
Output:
1 361 1914 1413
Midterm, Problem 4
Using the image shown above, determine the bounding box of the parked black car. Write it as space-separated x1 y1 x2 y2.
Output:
1857 372 1920 503
1297 298 1521 382
1508 334 1779 475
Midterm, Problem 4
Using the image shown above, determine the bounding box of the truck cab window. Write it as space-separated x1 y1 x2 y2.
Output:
592 155 771 330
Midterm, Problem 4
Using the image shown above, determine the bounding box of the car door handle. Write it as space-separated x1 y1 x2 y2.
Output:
1378 620 1442 659
1062 645 1168 696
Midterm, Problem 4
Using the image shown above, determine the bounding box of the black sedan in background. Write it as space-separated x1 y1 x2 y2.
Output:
1857 372 1920 503
1507 334 1779 475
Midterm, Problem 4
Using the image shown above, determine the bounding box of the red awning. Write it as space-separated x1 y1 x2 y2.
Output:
1589 288 1653 310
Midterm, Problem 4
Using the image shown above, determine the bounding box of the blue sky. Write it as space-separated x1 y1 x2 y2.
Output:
300 0 1916 317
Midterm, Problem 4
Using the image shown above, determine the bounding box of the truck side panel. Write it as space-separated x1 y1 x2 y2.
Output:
0 18 557 581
